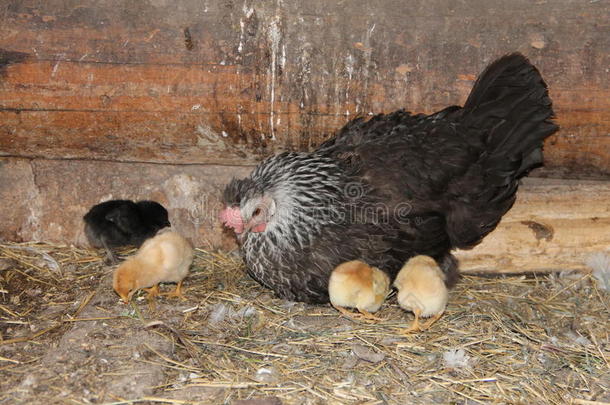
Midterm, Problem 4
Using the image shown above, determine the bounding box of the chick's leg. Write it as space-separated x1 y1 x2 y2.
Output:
333 305 383 323
333 304 355 318
400 308 422 335
358 309 385 322
100 236 118 265
144 284 160 298
162 281 186 300
421 312 443 330
143 284 160 310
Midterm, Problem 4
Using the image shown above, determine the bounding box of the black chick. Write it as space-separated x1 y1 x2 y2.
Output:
84 200 171 264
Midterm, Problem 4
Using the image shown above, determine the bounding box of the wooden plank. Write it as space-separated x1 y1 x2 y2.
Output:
456 178 610 273
0 0 608 176
457 218 610 273
1 61 608 169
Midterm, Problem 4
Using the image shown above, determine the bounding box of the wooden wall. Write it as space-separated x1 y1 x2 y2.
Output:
0 0 608 250
0 0 608 176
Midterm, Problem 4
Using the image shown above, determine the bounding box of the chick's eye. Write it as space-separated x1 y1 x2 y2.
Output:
252 208 261 217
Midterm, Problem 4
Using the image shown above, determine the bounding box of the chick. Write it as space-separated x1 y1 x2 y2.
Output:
84 199 170 264
113 230 193 307
328 260 390 322
394 255 448 334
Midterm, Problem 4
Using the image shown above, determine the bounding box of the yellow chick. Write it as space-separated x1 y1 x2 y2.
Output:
113 230 194 306
329 260 390 322
394 255 448 334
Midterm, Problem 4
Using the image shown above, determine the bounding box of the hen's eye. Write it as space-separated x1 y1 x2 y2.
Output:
252 208 261 217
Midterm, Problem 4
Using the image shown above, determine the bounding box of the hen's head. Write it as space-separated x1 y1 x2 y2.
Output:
219 152 345 244
220 177 276 236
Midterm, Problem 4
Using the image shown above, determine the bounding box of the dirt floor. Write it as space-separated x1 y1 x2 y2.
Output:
0 242 608 405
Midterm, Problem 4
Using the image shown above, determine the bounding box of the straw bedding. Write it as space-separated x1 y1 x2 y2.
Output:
0 242 608 404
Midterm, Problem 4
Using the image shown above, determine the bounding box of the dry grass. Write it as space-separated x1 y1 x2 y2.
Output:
0 241 608 405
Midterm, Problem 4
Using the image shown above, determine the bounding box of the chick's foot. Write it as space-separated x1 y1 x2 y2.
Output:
399 309 422 335
161 281 186 301
333 305 384 323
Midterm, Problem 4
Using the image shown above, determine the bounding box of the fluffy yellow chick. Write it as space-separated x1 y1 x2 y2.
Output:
113 230 194 306
329 260 390 322
394 255 448 334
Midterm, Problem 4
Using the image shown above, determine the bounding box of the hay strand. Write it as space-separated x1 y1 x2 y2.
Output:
0 241 608 404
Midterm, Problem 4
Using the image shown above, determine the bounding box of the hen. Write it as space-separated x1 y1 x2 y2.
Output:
221 53 558 304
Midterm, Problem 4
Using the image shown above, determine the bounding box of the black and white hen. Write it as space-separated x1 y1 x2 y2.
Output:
220 53 558 304
84 199 170 263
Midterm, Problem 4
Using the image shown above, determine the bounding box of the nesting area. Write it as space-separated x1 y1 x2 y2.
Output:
0 242 608 405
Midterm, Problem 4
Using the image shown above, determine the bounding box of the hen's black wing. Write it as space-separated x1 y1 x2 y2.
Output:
318 53 557 281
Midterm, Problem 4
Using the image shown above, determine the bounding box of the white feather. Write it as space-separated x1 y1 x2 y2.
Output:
586 252 610 292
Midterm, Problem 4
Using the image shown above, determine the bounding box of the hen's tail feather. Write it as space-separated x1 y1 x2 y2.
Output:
461 53 558 178
446 53 559 249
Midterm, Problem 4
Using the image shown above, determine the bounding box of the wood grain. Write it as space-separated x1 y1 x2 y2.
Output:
456 179 610 273
0 0 608 177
